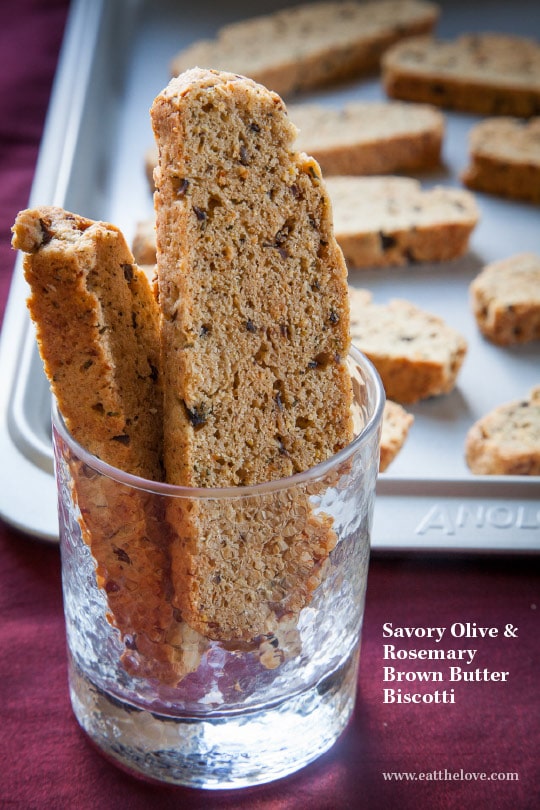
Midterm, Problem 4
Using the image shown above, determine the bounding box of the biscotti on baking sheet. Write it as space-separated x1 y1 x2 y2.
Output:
348 287 467 404
287 100 444 176
131 215 158 269
326 176 479 268
470 252 540 346
462 117 540 204
151 67 353 640
133 175 479 272
379 399 414 472
12 206 163 480
170 1 439 97
143 100 444 190
382 33 540 117
465 387 540 476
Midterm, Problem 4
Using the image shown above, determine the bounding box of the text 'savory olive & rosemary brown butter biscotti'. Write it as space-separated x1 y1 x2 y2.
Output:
150 68 354 642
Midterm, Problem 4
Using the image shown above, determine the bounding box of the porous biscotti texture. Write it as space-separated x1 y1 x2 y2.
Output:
288 100 444 176
465 387 540 475
151 68 353 640
151 68 352 487
134 175 479 271
69 467 209 684
131 216 158 268
379 399 414 472
462 117 540 203
383 33 540 117
326 176 479 268
12 207 205 685
12 207 163 479
170 1 439 97
470 252 540 346
348 287 467 403
144 99 444 189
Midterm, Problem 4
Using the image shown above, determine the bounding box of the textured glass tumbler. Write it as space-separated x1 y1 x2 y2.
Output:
53 347 384 789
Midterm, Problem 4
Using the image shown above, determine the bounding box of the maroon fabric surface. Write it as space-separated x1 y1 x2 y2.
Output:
1 3 539 809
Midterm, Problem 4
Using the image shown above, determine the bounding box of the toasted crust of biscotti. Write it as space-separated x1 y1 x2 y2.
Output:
326 176 479 268
12 207 163 479
462 117 540 203
170 1 439 98
470 253 540 346
288 100 444 176
12 207 207 684
349 287 467 403
465 387 540 475
380 400 414 472
151 68 353 640
383 33 540 117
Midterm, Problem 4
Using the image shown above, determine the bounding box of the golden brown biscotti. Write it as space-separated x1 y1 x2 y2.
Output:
151 68 353 640
143 99 444 190
383 33 540 117
465 387 540 475
470 252 540 346
462 117 540 204
170 1 439 97
151 68 353 487
68 467 208 684
326 176 479 268
379 400 414 472
12 207 163 478
132 218 157 265
348 287 467 403
131 215 158 268
133 174 478 272
288 100 444 176
13 207 205 685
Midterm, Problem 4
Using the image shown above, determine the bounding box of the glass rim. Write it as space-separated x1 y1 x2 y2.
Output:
51 345 385 499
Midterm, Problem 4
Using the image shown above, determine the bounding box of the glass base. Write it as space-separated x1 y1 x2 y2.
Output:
68 647 359 789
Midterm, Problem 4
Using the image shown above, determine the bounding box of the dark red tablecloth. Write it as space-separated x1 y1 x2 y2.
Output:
1 3 539 808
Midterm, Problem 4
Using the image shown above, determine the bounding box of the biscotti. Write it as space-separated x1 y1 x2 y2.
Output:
348 287 467 403
151 68 352 487
465 387 540 475
12 207 205 684
462 117 540 204
12 207 163 479
133 175 479 271
131 215 158 268
170 1 439 97
470 252 540 346
151 68 353 639
383 33 540 117
379 399 414 472
143 99 444 189
287 100 444 175
326 176 479 268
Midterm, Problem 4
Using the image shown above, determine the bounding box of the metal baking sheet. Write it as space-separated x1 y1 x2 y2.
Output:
0 0 538 549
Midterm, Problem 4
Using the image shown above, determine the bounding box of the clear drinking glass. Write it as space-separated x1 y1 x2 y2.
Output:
53 347 384 789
